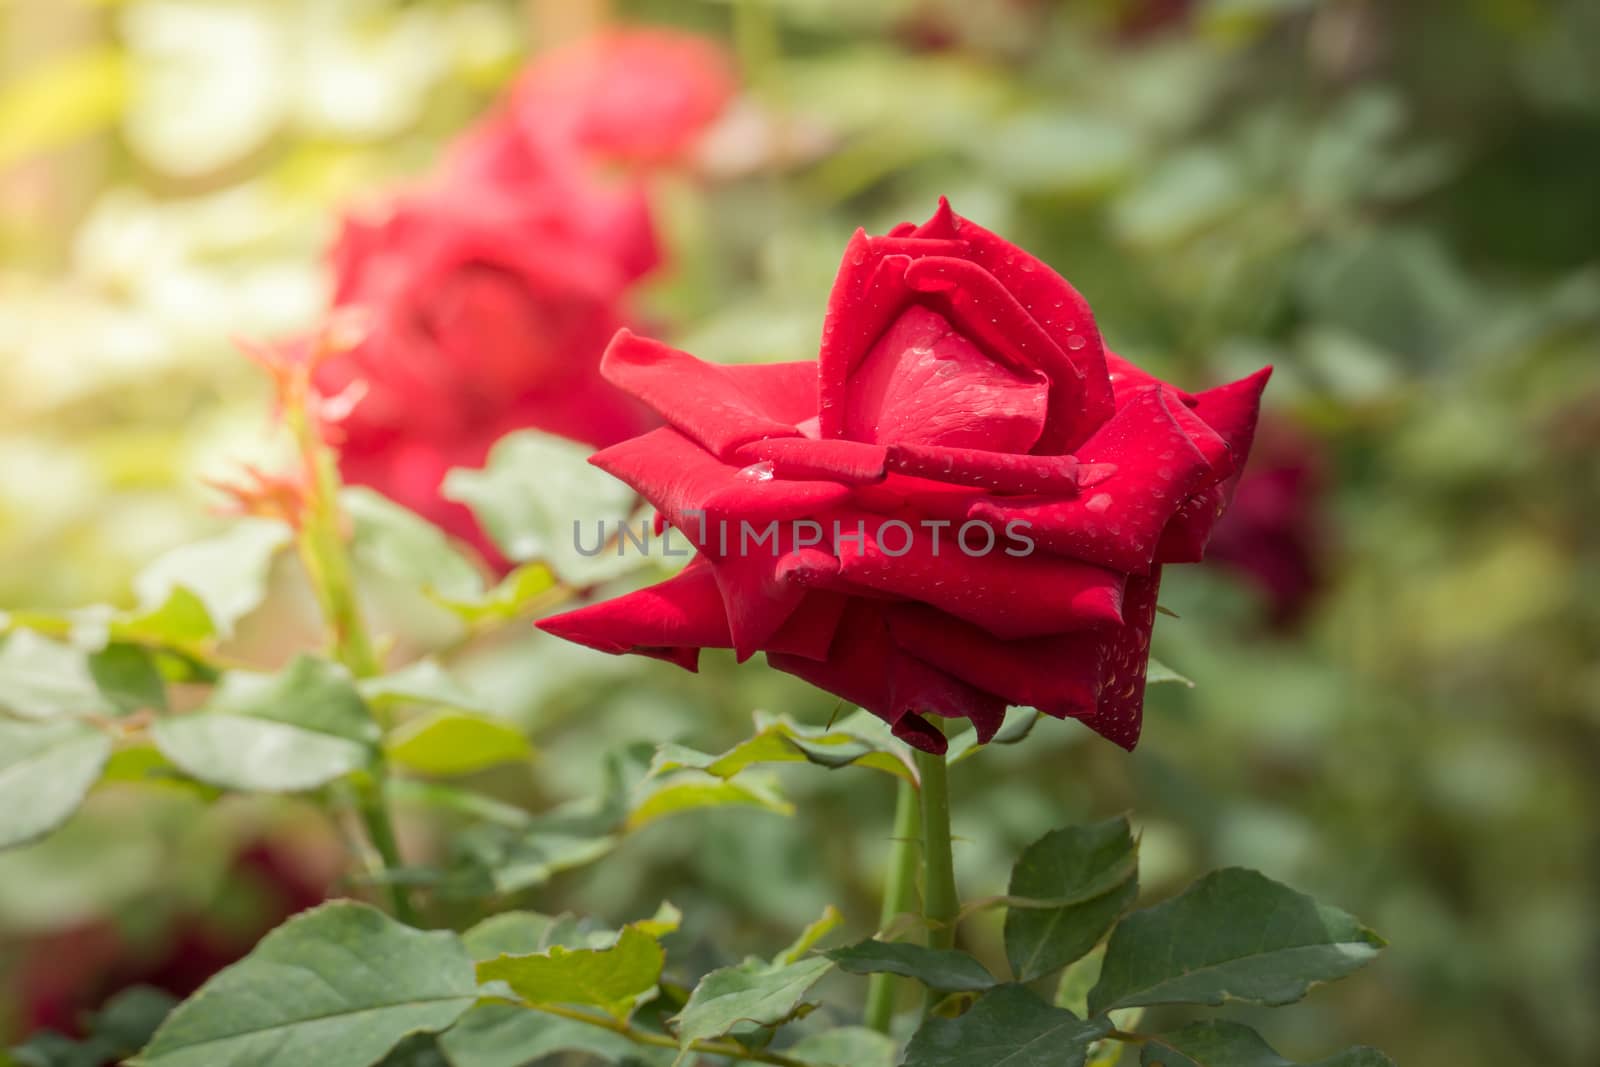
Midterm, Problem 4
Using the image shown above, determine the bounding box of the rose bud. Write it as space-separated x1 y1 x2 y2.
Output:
537 200 1268 753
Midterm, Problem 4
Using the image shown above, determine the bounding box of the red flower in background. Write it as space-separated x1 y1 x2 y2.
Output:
505 29 737 168
318 27 736 564
538 201 1268 753
1206 420 1327 628
315 183 654 560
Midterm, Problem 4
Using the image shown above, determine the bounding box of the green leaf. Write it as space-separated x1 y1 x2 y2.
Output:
375 1034 449 1067
787 1027 898 1067
153 657 379 793
826 939 996 992
461 912 562 962
438 1004 670 1067
1005 817 1140 982
133 902 477 1067
88 644 168 714
0 719 112 850
212 656 378 743
1145 658 1195 688
89 986 180 1058
1139 1020 1396 1067
0 630 110 719
476 924 664 1021
8 982 175 1067
480 831 617 895
131 520 290 639
777 905 842 965
649 711 914 784
385 712 532 777
152 716 370 793
111 588 216 651
902 984 1111 1067
1088 868 1385 1014
443 429 641 585
672 955 834 1049
627 770 793 830
359 661 492 715
433 563 559 627
345 488 486 602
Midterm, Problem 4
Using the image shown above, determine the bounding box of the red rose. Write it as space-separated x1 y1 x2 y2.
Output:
320 27 736 563
316 179 655 562
537 200 1269 752
1207 419 1326 628
503 29 737 169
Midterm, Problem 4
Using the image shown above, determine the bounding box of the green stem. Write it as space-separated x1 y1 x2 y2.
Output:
864 775 921 1033
354 779 415 923
285 393 416 925
530 1002 812 1066
915 744 958 956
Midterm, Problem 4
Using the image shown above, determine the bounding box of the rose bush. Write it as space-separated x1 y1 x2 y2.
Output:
315 28 735 563
539 199 1270 753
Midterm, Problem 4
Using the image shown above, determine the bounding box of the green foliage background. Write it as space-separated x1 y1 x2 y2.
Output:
2 2 1598 1065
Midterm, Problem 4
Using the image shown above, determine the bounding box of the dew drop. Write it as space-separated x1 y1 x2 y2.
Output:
1066 335 1088 351
1085 492 1114 514
736 461 776 483
1077 462 1118 488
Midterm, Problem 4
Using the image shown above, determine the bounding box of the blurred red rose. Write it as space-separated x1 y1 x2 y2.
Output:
319 27 735 565
1206 420 1327 628
538 200 1268 752
504 28 737 168
316 181 655 561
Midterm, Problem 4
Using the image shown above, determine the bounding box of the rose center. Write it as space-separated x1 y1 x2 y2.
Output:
842 304 1049 453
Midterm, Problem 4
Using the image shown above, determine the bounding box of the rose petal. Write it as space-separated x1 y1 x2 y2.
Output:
891 653 1007 747
885 443 1081 495
766 605 1002 753
842 304 1050 453
534 561 731 670
766 591 850 662
592 428 851 554
886 605 1103 720
733 437 888 484
818 230 963 438
1106 349 1196 407
902 255 1088 454
819 510 1126 639
600 330 805 458
911 198 1114 448
1085 567 1162 750
972 387 1218 574
1155 366 1272 564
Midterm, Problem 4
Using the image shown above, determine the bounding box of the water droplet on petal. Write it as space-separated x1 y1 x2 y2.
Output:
1066 335 1088 351
1077 462 1118 488
736 461 776 483
1085 492 1114 514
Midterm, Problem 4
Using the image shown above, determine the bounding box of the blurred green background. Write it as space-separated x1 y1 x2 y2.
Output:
2 1 1598 1065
